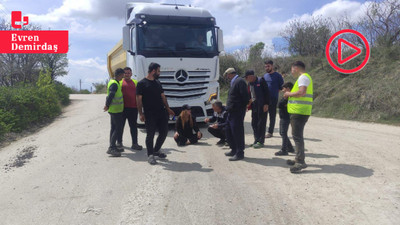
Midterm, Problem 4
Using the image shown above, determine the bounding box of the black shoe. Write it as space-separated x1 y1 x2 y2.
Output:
286 159 296 166
116 147 124 152
131 143 143 151
116 142 123 148
275 150 288 156
107 147 121 157
148 155 156 165
216 139 226 145
154 151 167 159
290 162 308 173
224 151 235 156
229 154 244 161
287 148 295 153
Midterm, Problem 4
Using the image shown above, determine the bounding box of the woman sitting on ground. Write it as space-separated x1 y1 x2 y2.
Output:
174 104 202 146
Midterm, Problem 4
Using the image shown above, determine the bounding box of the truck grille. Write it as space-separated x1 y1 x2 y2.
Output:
171 106 205 118
158 70 212 100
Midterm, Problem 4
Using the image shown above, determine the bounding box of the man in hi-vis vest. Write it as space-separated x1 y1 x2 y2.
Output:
283 61 313 173
104 68 125 157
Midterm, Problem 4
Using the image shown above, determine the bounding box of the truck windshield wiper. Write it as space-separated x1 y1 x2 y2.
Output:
145 46 170 50
182 47 209 56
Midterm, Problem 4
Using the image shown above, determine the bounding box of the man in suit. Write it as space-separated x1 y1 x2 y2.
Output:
223 68 250 161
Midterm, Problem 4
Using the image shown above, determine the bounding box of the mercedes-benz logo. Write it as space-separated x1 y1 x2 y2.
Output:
175 70 188 82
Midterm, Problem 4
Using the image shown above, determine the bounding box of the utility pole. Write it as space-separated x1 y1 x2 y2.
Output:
79 79 82 92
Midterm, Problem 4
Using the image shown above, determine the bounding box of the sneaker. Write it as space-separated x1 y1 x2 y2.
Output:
224 151 235 156
265 133 273 138
286 159 296 166
249 142 257 147
275 150 288 156
116 142 123 148
107 147 121 157
253 142 264 149
290 162 308 173
131 143 143 151
154 151 167 159
216 139 226 146
229 154 244 161
148 155 156 165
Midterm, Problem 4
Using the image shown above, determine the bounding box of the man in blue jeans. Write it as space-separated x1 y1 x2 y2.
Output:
263 60 284 138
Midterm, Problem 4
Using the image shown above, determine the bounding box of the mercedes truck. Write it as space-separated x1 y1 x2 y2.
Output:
107 3 224 122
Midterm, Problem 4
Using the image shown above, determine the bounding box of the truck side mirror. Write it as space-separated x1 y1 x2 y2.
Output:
217 29 224 52
123 26 136 55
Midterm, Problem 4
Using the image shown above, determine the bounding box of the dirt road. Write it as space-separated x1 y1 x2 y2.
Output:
0 94 399 225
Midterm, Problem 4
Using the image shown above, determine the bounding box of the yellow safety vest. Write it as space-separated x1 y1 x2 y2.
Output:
107 79 124 113
288 73 313 116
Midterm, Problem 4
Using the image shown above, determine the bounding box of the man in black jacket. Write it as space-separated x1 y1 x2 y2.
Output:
205 100 228 145
245 70 270 148
223 68 249 161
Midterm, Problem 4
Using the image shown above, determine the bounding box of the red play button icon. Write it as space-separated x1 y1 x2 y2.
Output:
325 29 370 74
337 38 362 65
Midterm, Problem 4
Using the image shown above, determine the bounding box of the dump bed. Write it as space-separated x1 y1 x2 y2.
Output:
107 40 126 78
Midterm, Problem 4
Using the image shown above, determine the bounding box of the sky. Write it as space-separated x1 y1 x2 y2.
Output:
0 0 370 90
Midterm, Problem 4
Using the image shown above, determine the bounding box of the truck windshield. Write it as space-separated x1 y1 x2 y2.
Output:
137 24 218 58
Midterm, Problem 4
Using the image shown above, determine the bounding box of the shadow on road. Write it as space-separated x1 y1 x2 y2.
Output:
303 137 322 142
306 153 339 159
123 148 213 173
159 160 213 173
243 157 288 168
304 164 374 178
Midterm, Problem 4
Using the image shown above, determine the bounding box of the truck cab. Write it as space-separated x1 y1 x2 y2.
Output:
107 3 224 122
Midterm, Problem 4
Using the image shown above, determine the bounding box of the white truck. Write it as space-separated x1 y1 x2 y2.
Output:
107 3 224 122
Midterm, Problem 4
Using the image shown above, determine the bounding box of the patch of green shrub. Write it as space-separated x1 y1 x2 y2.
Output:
0 70 70 139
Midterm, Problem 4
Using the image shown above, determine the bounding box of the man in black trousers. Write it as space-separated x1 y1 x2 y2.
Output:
244 70 269 149
223 68 249 161
136 63 175 165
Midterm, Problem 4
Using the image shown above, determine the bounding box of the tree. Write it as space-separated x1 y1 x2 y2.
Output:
281 16 333 57
248 42 265 75
40 53 68 80
360 0 400 47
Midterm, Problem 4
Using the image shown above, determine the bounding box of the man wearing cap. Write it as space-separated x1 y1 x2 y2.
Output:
223 68 249 161
244 70 270 149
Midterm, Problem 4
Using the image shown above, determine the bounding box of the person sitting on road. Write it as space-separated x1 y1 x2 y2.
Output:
174 104 203 146
205 100 228 146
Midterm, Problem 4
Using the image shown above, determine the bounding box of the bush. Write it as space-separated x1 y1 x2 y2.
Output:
54 81 72 106
0 70 70 139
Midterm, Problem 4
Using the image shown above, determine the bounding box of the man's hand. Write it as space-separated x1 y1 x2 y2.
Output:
167 108 175 116
174 132 179 139
283 92 290 99
139 114 145 122
263 104 269 112
103 106 109 112
210 123 218 129
197 131 202 139
204 118 210 123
